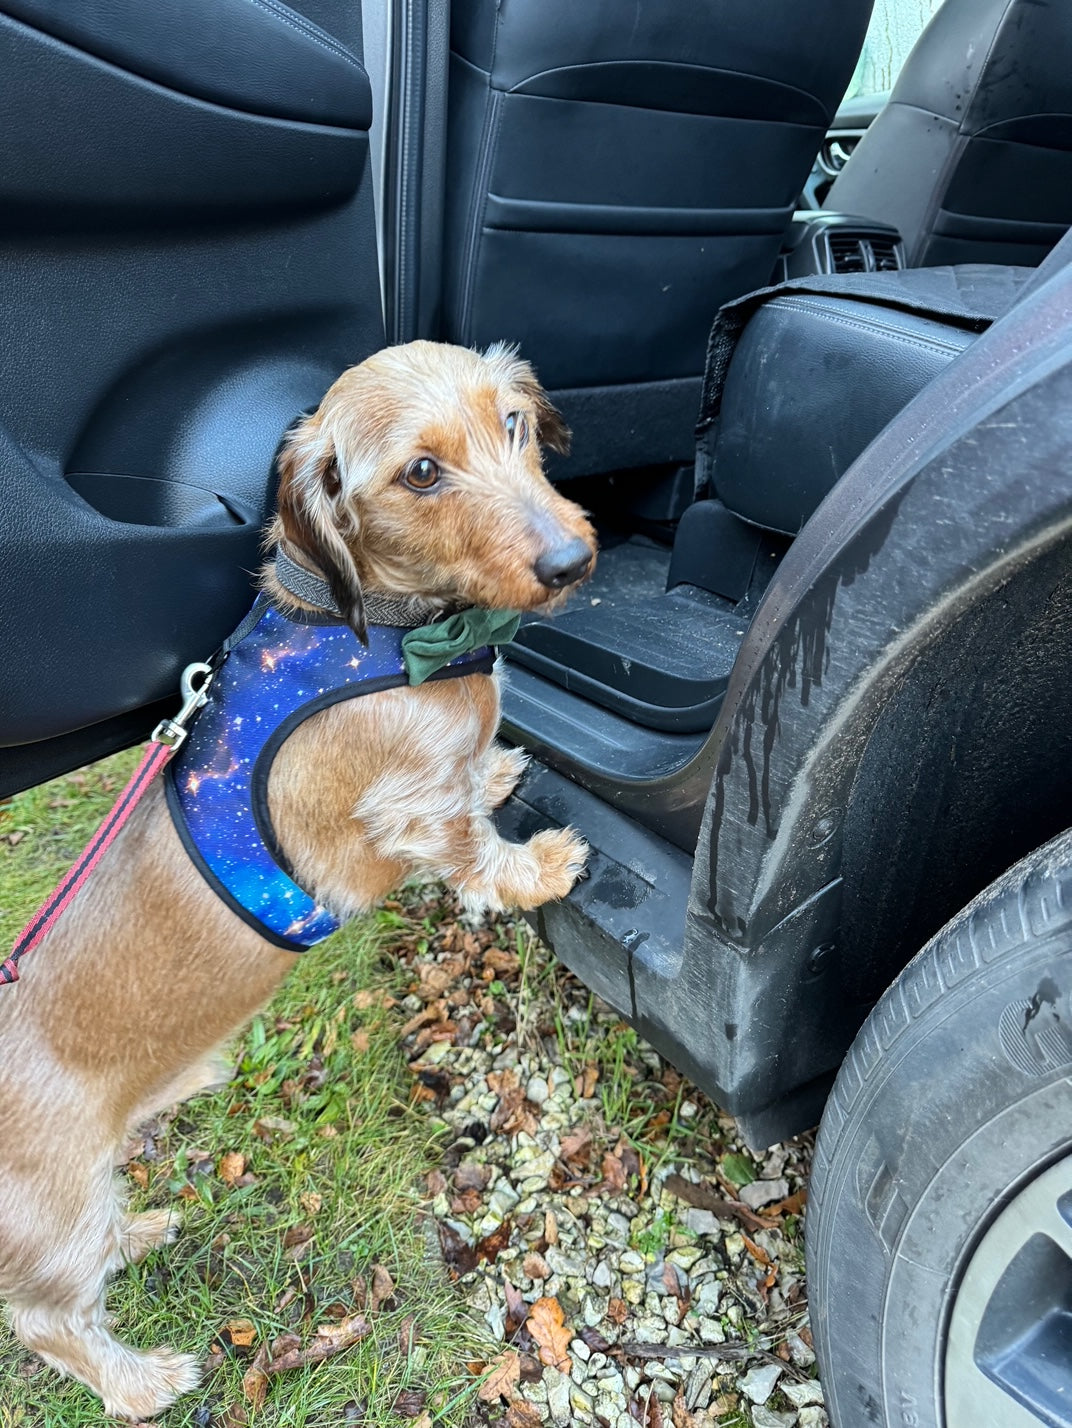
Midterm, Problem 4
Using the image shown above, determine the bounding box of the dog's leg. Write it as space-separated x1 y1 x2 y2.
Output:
452 819 588 912
481 744 529 811
118 1208 183 1266
3 1154 200 1419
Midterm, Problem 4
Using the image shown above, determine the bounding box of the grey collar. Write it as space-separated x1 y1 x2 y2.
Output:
273 548 442 629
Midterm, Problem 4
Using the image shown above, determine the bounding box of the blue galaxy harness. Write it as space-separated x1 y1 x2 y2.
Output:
167 594 494 951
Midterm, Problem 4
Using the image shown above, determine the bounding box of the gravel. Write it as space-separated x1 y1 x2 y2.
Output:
394 893 823 1427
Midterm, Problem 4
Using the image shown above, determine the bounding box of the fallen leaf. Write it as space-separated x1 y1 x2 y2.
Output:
315 1316 370 1350
526 1297 572 1371
559 1127 593 1168
523 1252 549 1279
127 1162 149 1189
218 1151 246 1185
741 1233 774 1268
721 1152 756 1188
398 1315 419 1355
369 1264 395 1311
299 1191 323 1216
477 1349 521 1403
766 1188 808 1217
475 1219 512 1266
350 1029 371 1054
253 1115 296 1141
507 1404 544 1428
438 1221 477 1277
425 1169 448 1197
241 1343 270 1409
283 1222 313 1250
218 1407 249 1428
607 1298 629 1325
579 1063 599 1099
578 1327 612 1354
451 1187 482 1215
504 1277 528 1336
663 1172 774 1234
455 1161 492 1192
601 1150 628 1194
393 1388 426 1417
671 1389 698 1428
220 1319 257 1351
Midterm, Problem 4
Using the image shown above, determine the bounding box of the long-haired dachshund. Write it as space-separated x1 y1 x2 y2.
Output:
0 341 595 1418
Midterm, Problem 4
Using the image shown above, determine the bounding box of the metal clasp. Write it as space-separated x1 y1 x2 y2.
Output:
151 661 214 750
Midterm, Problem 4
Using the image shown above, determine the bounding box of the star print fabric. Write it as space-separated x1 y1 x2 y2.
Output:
168 599 492 949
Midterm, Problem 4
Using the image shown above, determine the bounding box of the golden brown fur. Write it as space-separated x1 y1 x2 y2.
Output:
0 341 595 1417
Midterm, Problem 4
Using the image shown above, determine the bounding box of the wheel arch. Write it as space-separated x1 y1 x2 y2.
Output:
628 254 1072 1146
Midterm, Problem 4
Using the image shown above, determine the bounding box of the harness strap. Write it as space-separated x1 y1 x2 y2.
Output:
1 740 174 984
1 663 214 987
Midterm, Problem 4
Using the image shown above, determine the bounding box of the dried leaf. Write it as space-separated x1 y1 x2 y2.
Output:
523 1252 549 1280
451 1187 482 1215
559 1127 593 1168
507 1404 544 1428
671 1389 699 1428
526 1297 572 1371
393 1388 426 1417
241 1342 270 1409
398 1315 419 1355
425 1169 448 1197
579 1327 612 1354
299 1191 323 1216
607 1298 629 1325
504 1277 528 1336
477 1349 521 1403
350 1029 371 1054
766 1188 808 1217
475 1220 512 1266
601 1150 628 1194
663 1172 774 1234
253 1115 296 1141
218 1151 246 1185
370 1264 395 1311
218 1407 249 1428
438 1221 477 1277
544 1210 558 1246
282 1222 313 1250
741 1233 774 1268
127 1162 149 1190
579 1063 599 1099
455 1161 492 1192
220 1319 257 1351
314 1316 371 1351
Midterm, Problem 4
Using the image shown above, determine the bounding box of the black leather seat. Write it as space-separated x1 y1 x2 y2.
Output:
702 263 1036 536
826 0 1072 268
441 0 874 478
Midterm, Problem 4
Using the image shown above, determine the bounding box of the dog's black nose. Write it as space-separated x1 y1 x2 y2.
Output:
534 539 593 590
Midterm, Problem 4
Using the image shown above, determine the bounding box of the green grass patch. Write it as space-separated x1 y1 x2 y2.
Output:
0 753 490 1425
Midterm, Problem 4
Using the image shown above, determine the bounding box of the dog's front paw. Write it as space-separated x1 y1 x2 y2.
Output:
484 745 529 809
523 827 589 906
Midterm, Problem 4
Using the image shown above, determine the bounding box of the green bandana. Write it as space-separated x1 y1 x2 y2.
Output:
401 608 521 686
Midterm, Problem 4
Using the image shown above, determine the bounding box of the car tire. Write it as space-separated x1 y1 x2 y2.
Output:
807 829 1072 1428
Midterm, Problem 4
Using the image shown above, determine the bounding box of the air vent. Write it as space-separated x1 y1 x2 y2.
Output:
825 232 903 274
828 234 867 272
869 236 902 271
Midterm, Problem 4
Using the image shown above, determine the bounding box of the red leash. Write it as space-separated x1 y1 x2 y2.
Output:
1 663 214 986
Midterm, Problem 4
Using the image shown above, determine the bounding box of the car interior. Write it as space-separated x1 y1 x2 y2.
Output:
2 0 1071 866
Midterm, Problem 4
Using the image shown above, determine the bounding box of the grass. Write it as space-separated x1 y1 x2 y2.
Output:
0 753 491 1426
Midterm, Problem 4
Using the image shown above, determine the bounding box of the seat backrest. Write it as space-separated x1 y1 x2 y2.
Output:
440 0 874 478
827 0 1072 268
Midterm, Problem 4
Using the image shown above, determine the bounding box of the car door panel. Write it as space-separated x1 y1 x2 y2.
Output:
0 1 384 794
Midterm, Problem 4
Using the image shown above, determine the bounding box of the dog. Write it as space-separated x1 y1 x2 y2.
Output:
0 340 596 1418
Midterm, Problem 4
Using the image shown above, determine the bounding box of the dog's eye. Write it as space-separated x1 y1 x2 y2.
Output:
505 411 528 449
400 458 441 491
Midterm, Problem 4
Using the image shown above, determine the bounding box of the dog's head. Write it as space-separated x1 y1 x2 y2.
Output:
271 341 597 639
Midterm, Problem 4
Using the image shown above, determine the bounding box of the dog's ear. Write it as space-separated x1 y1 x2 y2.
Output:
275 418 368 642
484 345 572 456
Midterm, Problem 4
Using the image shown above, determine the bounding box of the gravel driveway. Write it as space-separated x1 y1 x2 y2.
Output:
393 892 824 1428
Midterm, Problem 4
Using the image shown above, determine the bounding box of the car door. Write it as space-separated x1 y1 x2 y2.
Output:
0 0 385 798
